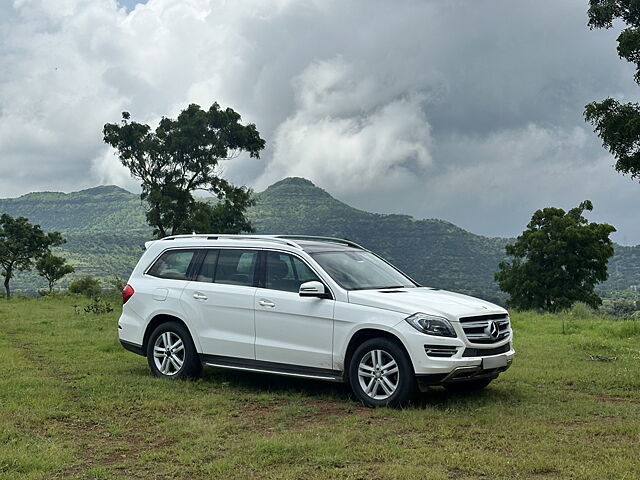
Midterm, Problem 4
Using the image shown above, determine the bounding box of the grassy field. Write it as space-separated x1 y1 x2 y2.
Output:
0 297 638 480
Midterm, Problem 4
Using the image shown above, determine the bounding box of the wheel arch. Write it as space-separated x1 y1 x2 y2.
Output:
143 314 197 354
342 328 414 382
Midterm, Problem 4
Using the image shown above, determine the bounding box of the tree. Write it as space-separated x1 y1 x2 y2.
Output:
36 253 74 293
68 276 102 297
495 201 616 312
585 1 640 179
0 214 64 299
103 103 265 238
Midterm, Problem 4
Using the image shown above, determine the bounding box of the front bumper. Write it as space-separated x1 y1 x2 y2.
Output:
415 359 513 391
394 321 515 390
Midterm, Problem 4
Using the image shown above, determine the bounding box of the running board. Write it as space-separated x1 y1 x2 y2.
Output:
200 354 344 382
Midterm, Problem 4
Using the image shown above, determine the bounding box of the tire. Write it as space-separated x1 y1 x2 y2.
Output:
348 337 416 408
146 321 202 379
443 378 493 393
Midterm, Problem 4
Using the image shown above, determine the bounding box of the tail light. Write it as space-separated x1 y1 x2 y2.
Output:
122 284 135 305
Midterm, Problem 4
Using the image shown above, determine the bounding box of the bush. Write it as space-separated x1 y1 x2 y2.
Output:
68 277 102 297
83 296 114 315
602 298 638 318
568 302 595 320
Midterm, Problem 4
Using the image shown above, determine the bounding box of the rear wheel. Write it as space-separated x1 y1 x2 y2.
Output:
146 321 202 379
348 337 416 407
443 378 493 393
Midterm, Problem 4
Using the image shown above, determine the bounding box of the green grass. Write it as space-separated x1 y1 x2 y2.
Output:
0 297 638 480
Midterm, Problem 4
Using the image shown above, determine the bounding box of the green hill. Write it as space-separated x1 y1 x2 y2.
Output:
1 177 638 301
251 178 510 301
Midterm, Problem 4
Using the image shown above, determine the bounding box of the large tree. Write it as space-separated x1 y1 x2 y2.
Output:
36 253 74 293
495 201 615 312
0 214 64 299
585 0 640 178
103 103 265 238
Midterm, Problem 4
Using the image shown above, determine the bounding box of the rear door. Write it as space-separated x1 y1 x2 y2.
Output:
181 248 259 359
254 251 335 369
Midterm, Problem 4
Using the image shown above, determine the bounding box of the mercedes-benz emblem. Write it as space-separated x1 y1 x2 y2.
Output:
485 320 500 339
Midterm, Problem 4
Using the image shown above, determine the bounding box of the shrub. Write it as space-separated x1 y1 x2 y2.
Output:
83 296 114 315
568 302 595 320
68 277 102 297
602 298 638 318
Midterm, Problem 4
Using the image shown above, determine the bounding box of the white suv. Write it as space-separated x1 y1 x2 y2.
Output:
118 235 514 407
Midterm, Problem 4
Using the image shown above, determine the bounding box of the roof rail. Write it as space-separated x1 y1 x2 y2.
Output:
159 234 303 249
275 235 366 250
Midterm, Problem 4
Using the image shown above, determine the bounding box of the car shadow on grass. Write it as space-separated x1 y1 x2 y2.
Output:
198 366 524 410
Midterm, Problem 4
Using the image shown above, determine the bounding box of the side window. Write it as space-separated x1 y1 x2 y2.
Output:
196 250 219 283
214 249 258 287
266 252 321 293
147 249 197 280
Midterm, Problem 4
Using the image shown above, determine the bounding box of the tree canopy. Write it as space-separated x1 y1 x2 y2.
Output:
0 214 64 299
36 253 74 293
585 0 640 179
103 102 265 238
495 201 616 312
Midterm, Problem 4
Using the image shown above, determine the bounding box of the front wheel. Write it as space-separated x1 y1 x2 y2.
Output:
348 338 416 408
146 321 202 379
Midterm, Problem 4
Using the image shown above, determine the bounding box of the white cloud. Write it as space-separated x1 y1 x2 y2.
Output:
259 57 433 193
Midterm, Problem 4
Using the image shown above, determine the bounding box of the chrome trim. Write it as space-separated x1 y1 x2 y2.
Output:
204 363 344 382
441 365 482 382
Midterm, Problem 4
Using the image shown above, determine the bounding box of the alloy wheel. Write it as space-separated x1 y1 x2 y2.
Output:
153 331 185 376
357 349 399 400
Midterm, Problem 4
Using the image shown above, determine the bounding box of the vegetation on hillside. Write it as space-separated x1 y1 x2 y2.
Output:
0 178 639 302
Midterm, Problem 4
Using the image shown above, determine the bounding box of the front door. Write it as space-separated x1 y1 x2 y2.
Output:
254 251 335 369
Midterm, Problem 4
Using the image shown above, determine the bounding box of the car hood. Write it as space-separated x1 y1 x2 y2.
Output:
347 287 506 320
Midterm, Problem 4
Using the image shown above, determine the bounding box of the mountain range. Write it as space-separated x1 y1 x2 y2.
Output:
1 177 638 302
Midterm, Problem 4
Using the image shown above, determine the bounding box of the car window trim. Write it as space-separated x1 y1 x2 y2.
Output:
144 245 336 298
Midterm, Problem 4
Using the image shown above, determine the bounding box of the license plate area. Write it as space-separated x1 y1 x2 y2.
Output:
482 354 508 370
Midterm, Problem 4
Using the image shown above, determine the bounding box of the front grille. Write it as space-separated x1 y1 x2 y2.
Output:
459 313 510 344
462 343 511 357
424 344 458 358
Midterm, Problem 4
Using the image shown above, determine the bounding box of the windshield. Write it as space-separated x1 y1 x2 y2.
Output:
310 250 417 290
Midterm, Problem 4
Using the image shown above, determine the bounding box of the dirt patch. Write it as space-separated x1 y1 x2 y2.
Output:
594 394 640 404
5 333 176 478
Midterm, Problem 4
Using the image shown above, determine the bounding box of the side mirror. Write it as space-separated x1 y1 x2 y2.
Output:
299 281 330 298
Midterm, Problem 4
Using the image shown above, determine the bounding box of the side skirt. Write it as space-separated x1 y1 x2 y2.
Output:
200 354 344 383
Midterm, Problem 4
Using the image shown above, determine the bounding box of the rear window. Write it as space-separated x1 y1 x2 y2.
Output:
192 249 258 287
147 249 198 280
213 249 258 287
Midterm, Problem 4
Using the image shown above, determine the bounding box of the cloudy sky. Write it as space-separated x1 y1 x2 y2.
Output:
1 0 639 244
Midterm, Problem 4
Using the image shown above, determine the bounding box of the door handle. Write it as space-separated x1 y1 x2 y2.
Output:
193 292 208 301
258 299 275 308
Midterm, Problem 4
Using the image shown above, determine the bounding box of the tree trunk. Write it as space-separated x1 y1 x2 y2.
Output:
3 273 10 300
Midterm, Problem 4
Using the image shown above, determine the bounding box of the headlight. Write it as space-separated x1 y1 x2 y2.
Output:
404 313 457 337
